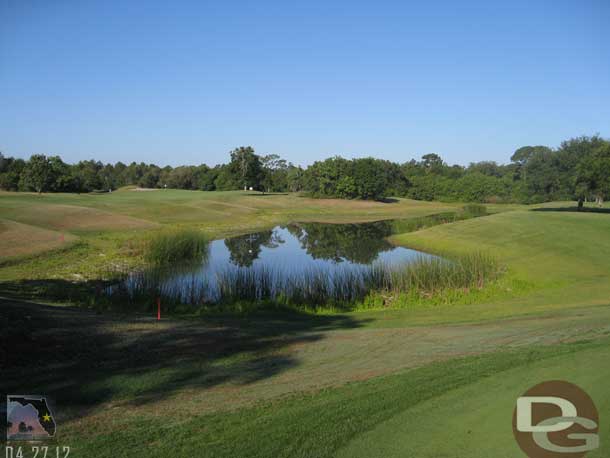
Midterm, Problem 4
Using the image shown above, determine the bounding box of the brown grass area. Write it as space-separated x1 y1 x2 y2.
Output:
10 204 157 231
0 219 78 258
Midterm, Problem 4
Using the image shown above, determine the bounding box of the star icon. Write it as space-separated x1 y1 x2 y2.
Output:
42 413 51 422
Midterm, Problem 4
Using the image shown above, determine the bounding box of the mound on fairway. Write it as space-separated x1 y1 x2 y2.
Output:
0 219 77 260
4 203 157 232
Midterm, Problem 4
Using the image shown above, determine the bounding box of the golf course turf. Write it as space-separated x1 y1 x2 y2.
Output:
2 189 609 457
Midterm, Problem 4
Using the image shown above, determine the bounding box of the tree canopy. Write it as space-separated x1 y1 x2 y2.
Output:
1 135 609 205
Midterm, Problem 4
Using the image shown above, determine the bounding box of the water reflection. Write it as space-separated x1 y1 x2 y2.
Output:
117 221 434 305
287 221 394 264
224 230 285 267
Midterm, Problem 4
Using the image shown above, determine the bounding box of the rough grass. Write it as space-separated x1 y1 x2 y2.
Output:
144 228 209 265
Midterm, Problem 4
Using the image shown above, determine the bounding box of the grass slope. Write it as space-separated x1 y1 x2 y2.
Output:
380 208 610 324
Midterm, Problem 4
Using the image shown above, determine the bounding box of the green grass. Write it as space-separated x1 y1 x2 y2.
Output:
51 338 610 458
3 191 610 457
381 208 610 324
144 227 209 265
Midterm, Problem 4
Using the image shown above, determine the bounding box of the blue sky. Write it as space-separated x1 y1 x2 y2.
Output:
1 0 609 167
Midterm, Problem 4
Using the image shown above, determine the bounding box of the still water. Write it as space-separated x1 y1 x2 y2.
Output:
121 221 435 304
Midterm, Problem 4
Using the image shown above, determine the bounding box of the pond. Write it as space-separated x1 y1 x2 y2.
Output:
117 221 436 306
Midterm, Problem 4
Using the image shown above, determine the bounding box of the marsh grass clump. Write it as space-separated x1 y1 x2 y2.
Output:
389 252 500 296
145 228 209 265
107 250 501 313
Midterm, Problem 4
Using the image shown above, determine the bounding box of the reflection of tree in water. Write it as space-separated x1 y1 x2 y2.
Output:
224 230 284 267
286 221 394 264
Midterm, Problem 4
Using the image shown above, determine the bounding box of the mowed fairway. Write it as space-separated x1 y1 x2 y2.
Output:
2 191 610 457
337 342 610 458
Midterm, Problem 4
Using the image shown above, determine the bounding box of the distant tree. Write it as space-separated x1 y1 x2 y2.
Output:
303 156 352 197
286 165 305 192
194 164 217 191
0 156 25 191
261 154 288 193
467 161 503 178
75 160 104 191
352 158 388 200
18 422 27 433
228 146 263 190
575 141 610 207
510 145 552 182
421 153 445 175
20 154 52 193
139 167 161 188
166 166 197 189
213 165 240 191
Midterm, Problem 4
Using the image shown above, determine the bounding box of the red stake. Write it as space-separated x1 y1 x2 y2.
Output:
157 297 161 320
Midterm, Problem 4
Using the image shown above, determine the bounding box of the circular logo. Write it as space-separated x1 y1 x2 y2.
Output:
512 380 599 458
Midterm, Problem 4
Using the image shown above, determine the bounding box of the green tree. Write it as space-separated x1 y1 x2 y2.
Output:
352 158 388 200
575 141 610 207
228 146 263 190
261 154 289 192
421 153 445 175
20 154 52 193
510 145 552 183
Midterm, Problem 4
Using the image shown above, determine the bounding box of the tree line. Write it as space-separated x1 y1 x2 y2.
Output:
1 135 608 205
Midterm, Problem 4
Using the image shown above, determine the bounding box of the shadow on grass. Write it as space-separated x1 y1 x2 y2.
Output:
532 206 610 214
0 288 367 421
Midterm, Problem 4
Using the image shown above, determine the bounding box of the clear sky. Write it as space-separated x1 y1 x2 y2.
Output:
1 0 609 167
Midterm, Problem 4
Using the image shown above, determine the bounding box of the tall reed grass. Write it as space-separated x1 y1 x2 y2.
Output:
106 251 500 312
144 228 209 265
